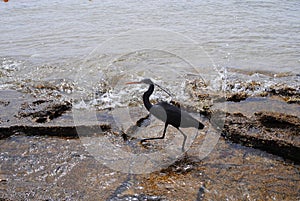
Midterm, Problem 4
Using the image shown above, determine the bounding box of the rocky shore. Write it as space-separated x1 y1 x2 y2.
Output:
0 75 299 200
223 111 300 163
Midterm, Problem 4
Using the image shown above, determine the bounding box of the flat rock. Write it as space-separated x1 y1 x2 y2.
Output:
222 111 300 163
1 89 300 164
0 90 111 139
0 89 300 200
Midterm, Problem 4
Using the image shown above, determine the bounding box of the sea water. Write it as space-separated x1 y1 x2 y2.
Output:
0 0 299 107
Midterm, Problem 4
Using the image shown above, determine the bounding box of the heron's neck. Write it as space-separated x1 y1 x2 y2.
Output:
143 84 154 111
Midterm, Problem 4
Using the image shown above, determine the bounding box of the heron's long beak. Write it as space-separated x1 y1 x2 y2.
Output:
126 81 141 85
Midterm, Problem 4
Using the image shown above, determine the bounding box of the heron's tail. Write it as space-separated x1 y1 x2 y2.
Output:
198 122 204 129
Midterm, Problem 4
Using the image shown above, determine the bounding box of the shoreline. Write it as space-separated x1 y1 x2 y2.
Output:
0 87 299 163
0 75 299 200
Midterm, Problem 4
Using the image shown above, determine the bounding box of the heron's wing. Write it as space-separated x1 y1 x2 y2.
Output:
149 103 169 123
161 102 201 128
150 102 203 128
150 102 181 127
179 110 201 128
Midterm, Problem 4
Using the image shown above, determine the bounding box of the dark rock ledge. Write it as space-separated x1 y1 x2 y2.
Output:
0 90 299 164
222 111 300 163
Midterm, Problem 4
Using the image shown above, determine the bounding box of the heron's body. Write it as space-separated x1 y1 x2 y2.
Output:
151 102 204 129
127 79 204 151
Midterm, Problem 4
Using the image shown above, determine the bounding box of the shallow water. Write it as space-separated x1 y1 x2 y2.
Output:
0 135 299 200
1 1 300 110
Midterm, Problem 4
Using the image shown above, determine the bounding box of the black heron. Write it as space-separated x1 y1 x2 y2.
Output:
127 78 204 151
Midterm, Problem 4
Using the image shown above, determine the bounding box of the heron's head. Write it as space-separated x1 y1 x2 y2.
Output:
126 78 172 96
126 78 153 85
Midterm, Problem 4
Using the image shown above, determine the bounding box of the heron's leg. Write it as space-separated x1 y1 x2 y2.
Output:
141 123 168 143
177 128 187 152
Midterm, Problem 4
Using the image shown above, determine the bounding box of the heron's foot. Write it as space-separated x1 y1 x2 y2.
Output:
140 139 153 149
121 131 128 142
140 139 148 144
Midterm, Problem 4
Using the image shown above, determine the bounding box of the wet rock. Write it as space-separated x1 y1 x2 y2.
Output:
161 155 197 174
222 112 300 163
0 124 111 139
109 194 164 201
268 84 299 104
285 96 300 104
1 73 300 200
0 136 129 201
196 185 206 201
1 134 299 201
107 175 166 201
0 100 10 107
17 100 72 123
33 80 59 90
0 90 114 139
224 74 299 104
20 79 75 96
226 92 248 102
269 85 298 97
255 111 300 129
